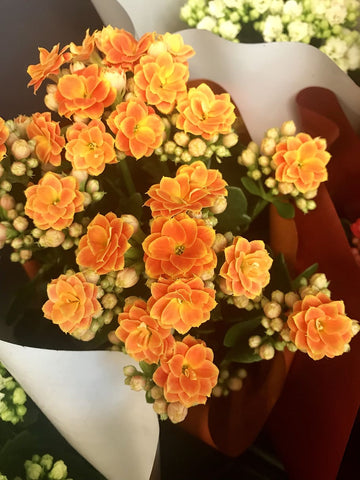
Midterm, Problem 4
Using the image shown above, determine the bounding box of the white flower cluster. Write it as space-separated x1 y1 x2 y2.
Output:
180 0 360 72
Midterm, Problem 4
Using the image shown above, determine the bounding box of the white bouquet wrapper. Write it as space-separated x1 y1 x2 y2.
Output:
1 2 360 479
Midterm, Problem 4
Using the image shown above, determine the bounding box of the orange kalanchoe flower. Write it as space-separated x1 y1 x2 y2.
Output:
134 52 188 114
96 26 154 71
148 33 195 64
69 28 96 61
220 236 273 299
25 172 84 231
0 117 9 162
153 334 219 408
26 112 65 166
65 119 116 175
287 292 356 360
56 64 116 119
27 43 72 93
273 133 331 193
43 272 101 334
145 160 228 217
148 276 217 334
176 83 236 140
76 212 133 275
116 297 175 364
107 98 164 159
143 213 217 279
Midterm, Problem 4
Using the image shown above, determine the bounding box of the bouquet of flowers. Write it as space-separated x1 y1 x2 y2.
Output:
0 23 360 480
180 0 360 77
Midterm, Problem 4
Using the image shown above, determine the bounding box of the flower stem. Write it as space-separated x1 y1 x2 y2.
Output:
119 158 136 196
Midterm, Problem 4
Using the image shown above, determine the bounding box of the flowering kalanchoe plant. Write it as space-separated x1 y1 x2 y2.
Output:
180 0 360 75
0 26 358 424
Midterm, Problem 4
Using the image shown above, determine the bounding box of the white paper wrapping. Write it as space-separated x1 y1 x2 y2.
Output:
0 341 159 480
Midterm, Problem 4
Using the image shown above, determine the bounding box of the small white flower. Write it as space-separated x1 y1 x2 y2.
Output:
269 0 284 14
252 0 273 14
218 20 241 40
325 4 347 26
224 0 245 8
262 15 284 42
287 20 311 42
197 15 218 31
208 0 227 18
283 0 303 19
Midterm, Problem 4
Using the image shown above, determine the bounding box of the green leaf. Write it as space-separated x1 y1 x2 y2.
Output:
224 316 262 348
291 263 319 290
241 176 262 196
225 345 263 363
271 198 295 219
216 186 250 233
139 361 157 378
266 253 292 294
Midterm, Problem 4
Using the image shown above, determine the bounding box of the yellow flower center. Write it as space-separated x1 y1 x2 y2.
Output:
182 364 197 380
175 244 185 255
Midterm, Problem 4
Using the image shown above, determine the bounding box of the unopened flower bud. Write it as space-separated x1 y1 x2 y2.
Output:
148 40 167 57
295 197 307 212
10 161 26 177
263 301 282 319
284 291 300 308
233 295 250 309
61 238 74 250
222 132 238 149
210 196 227 214
12 387 26 405
259 343 275 360
48 460 68 480
258 155 269 167
167 401 188 424
351 320 360 336
19 249 32 261
1 180 12 192
86 179 99 194
227 376 243 391
71 169 88 185
247 141 259 154
101 293 117 310
24 463 42 480
0 194 15 210
200 269 215 281
248 335 262 348
261 316 270 328
212 233 227 253
130 375 146 391
115 267 139 288
121 214 139 233
82 269 99 284
271 290 284 304
265 177 277 189
153 398 168 415
251 169 262 180
68 222 83 238
13 216 28 232
309 273 328 290
307 200 316 211
42 229 66 248
11 237 23 249
173 131 190 147
270 317 284 332
150 385 163 400
11 139 31 160
280 120 296 137
240 148 256 167
212 385 224 397
278 182 294 195
108 330 121 345
299 285 319 298
0 223 7 244
303 189 317 200
260 137 276 156
123 364 137 376
188 138 207 157
280 327 291 342
104 68 126 94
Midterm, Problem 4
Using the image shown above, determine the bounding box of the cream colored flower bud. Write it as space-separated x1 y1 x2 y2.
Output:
7 209 17 220
240 148 256 167
71 169 88 185
44 91 59 111
261 316 270 328
270 317 284 332
11 237 23 249
299 285 318 298
265 177 277 189
120 214 139 234
19 249 32 261
280 327 291 342
116 267 139 288
148 40 167 57
309 273 328 290
307 200 316 211
351 320 360 336
130 375 146 392
173 131 190 147
263 301 282 319
260 137 276 156
153 398 168 415
236 368 247 379
222 132 238 148
233 295 250 309
210 196 227 215
271 290 284 304
13 216 28 232
251 169 262 181
266 127 280 140
14 115 31 137
278 182 294 195
212 233 228 253
188 138 207 157
6 132 17 147
248 335 262 348
227 377 243 391
10 251 20 262
123 364 137 376
104 68 126 93
303 189 317 200
27 157 38 169
200 269 215 281
1 180 12 192
164 140 176 155
82 269 100 284
71 61 85 72
181 151 192 163
86 179 99 194
259 343 275 360
40 229 65 248
295 197 307 212
61 238 74 250
0 223 7 244
10 161 27 177
284 291 300 308
212 385 224 397
258 155 269 167
75 329 95 341
150 386 163 400
69 222 83 238
108 330 121 345
101 293 117 310
247 141 259 154
167 402 188 424
0 194 15 210
82 192 92 207
218 277 232 295
11 139 31 160
280 120 296 137
0 164 4 177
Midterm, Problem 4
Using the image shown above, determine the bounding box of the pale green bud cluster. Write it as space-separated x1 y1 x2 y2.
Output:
212 366 247 397
24 454 73 480
0 363 27 425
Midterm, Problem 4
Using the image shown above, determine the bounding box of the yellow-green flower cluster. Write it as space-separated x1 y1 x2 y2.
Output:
0 363 27 425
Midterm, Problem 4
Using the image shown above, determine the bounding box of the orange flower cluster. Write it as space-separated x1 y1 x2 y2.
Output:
0 117 9 162
96 27 154 71
153 335 219 408
56 64 116 119
69 29 96 61
27 44 72 93
145 160 228 218
107 98 164 159
26 112 65 166
42 272 101 334
143 213 217 279
65 119 116 175
176 83 236 140
76 212 133 275
220 236 273 298
148 276 217 334
287 293 355 360
134 52 189 114
116 298 175 364
24 172 84 231
273 133 331 193
149 33 195 63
